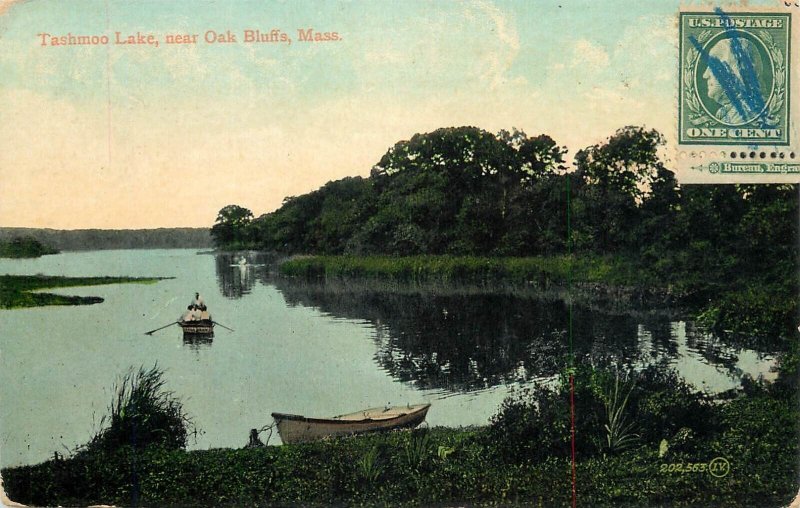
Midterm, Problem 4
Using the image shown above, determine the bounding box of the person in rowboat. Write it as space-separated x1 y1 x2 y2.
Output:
191 292 206 311
182 305 197 322
193 306 205 320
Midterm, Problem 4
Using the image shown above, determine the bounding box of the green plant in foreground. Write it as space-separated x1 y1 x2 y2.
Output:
85 364 193 453
403 429 432 469
437 445 455 460
603 372 639 454
357 445 384 483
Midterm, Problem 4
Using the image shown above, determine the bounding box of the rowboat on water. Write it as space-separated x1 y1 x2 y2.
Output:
144 292 232 338
271 403 431 444
179 307 214 337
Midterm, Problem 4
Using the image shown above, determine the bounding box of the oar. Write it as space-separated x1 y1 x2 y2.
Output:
144 321 179 335
213 321 235 332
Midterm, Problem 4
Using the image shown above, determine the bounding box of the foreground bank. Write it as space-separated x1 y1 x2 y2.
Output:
3 362 798 507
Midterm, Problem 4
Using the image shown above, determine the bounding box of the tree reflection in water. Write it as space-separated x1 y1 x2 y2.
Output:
270 278 654 392
214 255 779 393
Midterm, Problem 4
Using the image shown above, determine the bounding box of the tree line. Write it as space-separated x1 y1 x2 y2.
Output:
0 228 213 251
0 236 59 258
211 126 798 334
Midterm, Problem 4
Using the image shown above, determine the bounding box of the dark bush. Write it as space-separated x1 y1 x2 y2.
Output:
84 364 193 453
485 365 608 463
487 363 717 464
632 366 716 445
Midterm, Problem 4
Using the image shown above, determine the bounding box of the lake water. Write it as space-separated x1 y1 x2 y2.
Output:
0 249 779 468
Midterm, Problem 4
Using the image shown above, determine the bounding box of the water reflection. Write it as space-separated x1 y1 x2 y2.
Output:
214 255 778 393
271 279 662 391
214 252 270 298
183 335 213 350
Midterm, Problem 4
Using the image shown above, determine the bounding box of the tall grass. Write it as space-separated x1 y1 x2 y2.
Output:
357 445 384 483
402 429 432 469
85 364 193 453
279 254 647 287
603 372 639 454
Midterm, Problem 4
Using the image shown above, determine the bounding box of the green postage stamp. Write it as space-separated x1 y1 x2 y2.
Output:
677 7 799 181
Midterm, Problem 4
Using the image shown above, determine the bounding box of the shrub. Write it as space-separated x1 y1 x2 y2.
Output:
487 363 717 464
633 367 716 445
84 364 193 453
485 378 602 464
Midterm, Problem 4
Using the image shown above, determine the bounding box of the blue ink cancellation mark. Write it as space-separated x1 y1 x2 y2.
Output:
689 8 769 130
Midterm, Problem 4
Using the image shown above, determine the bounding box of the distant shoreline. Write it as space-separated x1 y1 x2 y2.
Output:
0 227 212 251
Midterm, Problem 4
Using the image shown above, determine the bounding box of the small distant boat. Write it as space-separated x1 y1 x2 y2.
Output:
271 403 431 444
179 308 214 337
145 295 233 338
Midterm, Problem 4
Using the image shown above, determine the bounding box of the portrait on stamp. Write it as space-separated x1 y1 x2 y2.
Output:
679 11 791 145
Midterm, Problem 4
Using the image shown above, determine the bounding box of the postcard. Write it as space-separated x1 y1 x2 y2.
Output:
0 1 798 507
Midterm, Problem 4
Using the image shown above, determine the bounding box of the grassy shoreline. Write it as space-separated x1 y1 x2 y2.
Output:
280 254 657 288
4 394 797 507
3 357 797 507
278 254 795 338
0 275 169 309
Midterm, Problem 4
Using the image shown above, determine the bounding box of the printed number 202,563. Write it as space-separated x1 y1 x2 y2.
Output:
660 463 708 473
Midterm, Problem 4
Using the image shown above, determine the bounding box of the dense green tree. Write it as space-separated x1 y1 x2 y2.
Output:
575 126 666 197
637 166 681 273
210 205 254 248
252 177 372 254
365 127 567 255
208 126 797 335
205 125 797 336
0 236 59 258
573 127 669 254
213 126 570 255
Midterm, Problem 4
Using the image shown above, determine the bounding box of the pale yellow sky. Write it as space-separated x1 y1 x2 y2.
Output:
1 0 756 230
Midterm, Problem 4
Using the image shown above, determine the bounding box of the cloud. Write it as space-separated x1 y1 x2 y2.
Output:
611 15 676 86
349 1 524 96
535 14 675 156
471 0 521 90
0 3 685 228
571 39 610 70
0 0 25 17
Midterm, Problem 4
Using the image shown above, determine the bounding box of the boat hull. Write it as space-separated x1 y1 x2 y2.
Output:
178 319 214 336
272 403 431 444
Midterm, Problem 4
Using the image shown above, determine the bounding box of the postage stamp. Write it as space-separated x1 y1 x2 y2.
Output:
679 10 790 145
677 6 800 182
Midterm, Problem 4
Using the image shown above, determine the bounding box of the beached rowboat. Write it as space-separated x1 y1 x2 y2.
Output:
271 403 431 444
